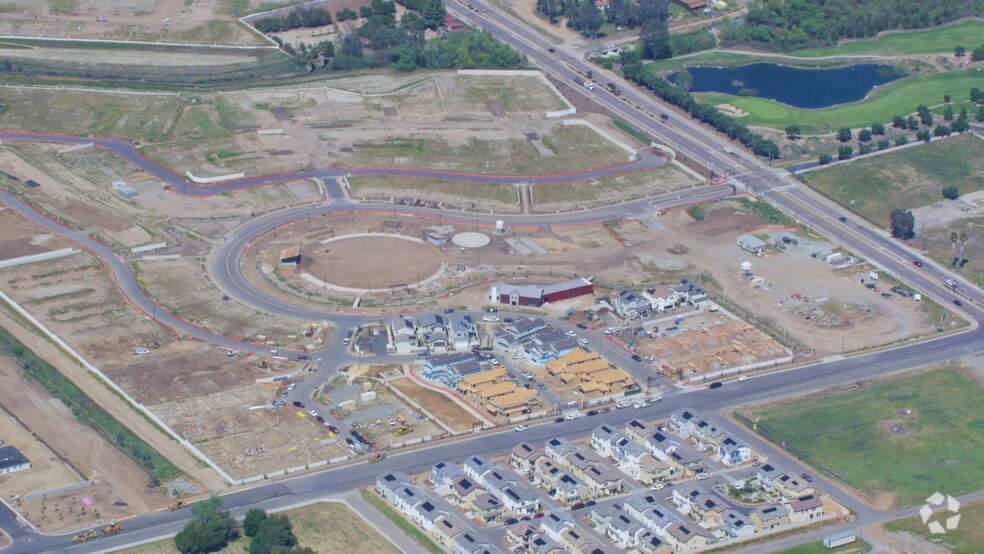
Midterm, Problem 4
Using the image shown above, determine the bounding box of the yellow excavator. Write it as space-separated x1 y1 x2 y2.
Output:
71 530 98 543
102 523 122 536
369 452 387 463
168 500 189 511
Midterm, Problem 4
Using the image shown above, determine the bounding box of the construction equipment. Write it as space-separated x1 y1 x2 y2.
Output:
368 452 387 463
148 341 161 349
72 530 97 543
168 500 188 511
394 425 413 437
102 523 122 536
258 360 271 369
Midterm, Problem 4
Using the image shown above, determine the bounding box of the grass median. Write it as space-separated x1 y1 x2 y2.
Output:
360 488 444 554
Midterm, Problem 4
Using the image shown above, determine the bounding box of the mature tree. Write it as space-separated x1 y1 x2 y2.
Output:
952 108 970 133
837 127 852 142
944 93 952 104
420 0 446 30
891 115 905 128
570 0 604 38
838 145 852 160
785 124 801 140
336 8 357 20
943 103 954 121
958 232 969 264
243 509 268 538
971 87 984 104
818 152 832 165
675 67 693 91
870 122 885 135
978 105 984 122
972 44 984 62
917 104 933 126
890 209 915 240
858 129 872 142
877 138 890 150
916 129 931 143
248 514 297 554
951 231 960 263
942 186 960 200
895 135 908 146
174 496 238 554
955 45 966 57
933 124 951 137
859 143 872 155
606 0 637 27
641 18 672 60
907 115 919 130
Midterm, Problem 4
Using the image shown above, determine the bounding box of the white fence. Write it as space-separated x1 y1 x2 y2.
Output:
131 242 167 255
0 247 78 269
185 171 245 184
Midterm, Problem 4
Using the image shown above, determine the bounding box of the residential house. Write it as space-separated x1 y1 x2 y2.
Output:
414 499 449 533
749 504 790 532
392 484 426 518
452 532 494 554
448 313 476 350
433 516 466 549
675 279 708 305
622 492 664 521
389 317 418 354
641 285 681 312
506 521 541 551
756 463 782 491
576 368 634 396
663 521 712 552
689 492 729 529
718 435 752 466
431 461 463 494
590 424 621 457
615 290 650 319
525 329 580 364
375 471 412 503
690 418 728 450
721 509 756 539
624 418 654 443
773 473 816 499
0 446 30 476
666 444 704 477
510 442 542 475
668 408 700 436
785 494 825 524
494 317 547 348
423 352 487 387
637 533 673 554
601 506 648 548
464 456 540 515
486 388 539 418
640 505 677 537
558 527 601 554
471 492 503 523
546 350 602 377
448 475 485 508
539 511 576 543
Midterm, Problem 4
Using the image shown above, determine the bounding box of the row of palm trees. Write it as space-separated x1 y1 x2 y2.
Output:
950 231 969 266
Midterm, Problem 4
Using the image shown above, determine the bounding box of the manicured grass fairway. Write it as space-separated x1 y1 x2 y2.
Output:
743 368 984 509
793 19 984 57
695 68 982 133
802 134 984 227
885 499 984 552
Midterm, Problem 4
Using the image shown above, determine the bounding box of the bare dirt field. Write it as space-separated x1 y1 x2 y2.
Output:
388 377 479 433
136 256 326 350
0 0 265 45
346 176 521 213
532 163 698 211
0 358 164 533
154 383 349 480
0 208 73 260
296 235 444 289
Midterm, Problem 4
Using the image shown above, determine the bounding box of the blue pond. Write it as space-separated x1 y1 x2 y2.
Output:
671 63 899 109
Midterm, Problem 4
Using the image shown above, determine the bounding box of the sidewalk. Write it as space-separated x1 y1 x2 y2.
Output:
341 490 424 554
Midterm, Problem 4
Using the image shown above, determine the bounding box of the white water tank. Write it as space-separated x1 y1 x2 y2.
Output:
741 261 752 272
496 220 505 234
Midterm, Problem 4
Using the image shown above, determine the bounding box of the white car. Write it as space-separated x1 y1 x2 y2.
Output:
578 338 589 345
342 337 350 346
287 383 296 391
308 410 318 417
565 330 576 337
565 412 580 420
696 472 710 481
616 400 632 409
387 418 397 426
514 425 530 432
738 375 749 382
651 482 666 490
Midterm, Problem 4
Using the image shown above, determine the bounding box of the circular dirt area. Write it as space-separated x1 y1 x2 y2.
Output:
304 236 443 289
453 232 491 248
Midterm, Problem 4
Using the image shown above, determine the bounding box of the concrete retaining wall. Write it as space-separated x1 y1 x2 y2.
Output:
0 247 78 269
24 480 93 501
131 242 167 255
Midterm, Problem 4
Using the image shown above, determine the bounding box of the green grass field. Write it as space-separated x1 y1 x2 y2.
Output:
118 502 399 554
885 499 984 552
740 368 984 509
802 134 984 227
695 68 981 133
793 19 984 57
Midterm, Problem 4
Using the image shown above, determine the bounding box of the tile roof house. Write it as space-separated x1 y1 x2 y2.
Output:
785 494 825 524
750 503 790 531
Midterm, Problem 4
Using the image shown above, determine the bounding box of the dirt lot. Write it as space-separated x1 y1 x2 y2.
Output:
294 235 444 290
156 382 348 481
0 0 264 45
136 256 326 350
532 163 698 211
0 208 73 260
388 376 481 433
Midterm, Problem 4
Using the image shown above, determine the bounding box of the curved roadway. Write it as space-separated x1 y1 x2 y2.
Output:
0 129 982 551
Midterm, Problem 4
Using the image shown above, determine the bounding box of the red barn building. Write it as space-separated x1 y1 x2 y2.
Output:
487 277 594 307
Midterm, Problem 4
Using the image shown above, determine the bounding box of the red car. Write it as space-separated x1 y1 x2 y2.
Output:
913 260 923 267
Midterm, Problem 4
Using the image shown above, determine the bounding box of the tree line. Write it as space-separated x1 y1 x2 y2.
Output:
718 0 982 51
622 59 781 159
174 497 314 554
